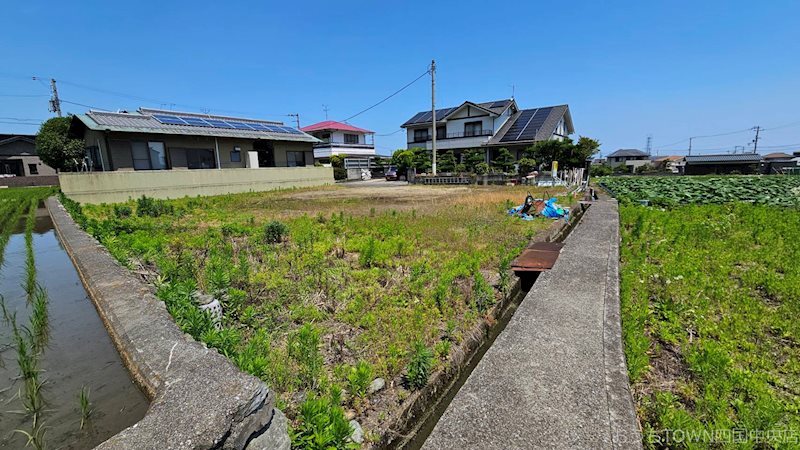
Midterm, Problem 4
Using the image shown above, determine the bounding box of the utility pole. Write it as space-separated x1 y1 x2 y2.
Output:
48 78 62 117
288 113 300 129
751 126 761 153
688 137 693 156
322 105 329 120
431 59 437 175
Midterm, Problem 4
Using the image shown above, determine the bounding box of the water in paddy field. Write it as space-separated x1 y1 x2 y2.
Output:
0 207 148 449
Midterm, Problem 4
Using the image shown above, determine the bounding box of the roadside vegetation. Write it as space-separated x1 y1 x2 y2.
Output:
614 176 800 448
62 185 569 447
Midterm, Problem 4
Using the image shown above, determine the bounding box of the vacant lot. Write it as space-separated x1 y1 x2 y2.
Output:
65 183 569 447
615 178 800 448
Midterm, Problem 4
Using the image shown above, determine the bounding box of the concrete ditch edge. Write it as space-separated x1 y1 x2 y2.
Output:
602 200 644 449
46 197 289 450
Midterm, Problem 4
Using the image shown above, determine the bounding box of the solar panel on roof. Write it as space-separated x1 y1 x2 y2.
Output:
247 123 269 131
227 122 255 130
205 119 234 128
153 114 187 125
181 117 210 127
500 109 536 142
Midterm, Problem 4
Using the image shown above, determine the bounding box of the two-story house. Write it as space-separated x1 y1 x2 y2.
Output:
400 99 574 163
605 149 650 169
299 120 375 162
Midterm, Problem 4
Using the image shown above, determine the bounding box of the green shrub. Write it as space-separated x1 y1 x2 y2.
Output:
472 270 495 312
136 195 174 217
288 323 323 388
359 236 377 267
291 388 356 450
334 167 347 180
474 162 490 175
406 341 433 390
113 204 132 218
517 157 537 175
263 220 289 244
347 360 373 398
434 340 451 359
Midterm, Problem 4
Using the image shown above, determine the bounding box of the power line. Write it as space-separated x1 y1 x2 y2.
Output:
376 129 404 136
60 99 112 111
340 68 430 123
0 94 48 98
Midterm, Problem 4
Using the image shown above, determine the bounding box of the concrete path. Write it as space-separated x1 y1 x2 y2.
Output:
422 199 642 450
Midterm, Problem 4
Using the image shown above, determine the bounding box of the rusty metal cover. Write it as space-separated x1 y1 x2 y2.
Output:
512 242 564 272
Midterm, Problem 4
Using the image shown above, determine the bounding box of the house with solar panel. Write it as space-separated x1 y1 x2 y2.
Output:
400 99 574 163
299 120 375 161
62 108 332 204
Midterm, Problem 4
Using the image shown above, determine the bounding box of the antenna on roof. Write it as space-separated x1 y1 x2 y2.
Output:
510 84 515 99
322 105 329 120
287 113 300 129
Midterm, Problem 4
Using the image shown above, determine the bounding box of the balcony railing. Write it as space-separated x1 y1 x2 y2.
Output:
409 129 494 143
313 139 374 148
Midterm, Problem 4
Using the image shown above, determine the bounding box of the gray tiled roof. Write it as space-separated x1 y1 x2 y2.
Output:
401 99 514 127
684 153 762 164
488 104 572 145
76 109 319 143
607 149 649 158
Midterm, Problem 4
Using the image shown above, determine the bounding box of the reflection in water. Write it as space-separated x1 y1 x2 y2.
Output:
0 211 148 449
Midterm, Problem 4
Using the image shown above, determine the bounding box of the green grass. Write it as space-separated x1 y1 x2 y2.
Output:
63 185 568 445
620 203 800 448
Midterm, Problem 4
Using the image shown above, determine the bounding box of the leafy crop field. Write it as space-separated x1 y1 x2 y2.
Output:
617 179 800 448
601 175 800 207
64 184 567 447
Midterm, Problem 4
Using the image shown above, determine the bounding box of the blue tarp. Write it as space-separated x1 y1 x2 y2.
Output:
508 197 569 222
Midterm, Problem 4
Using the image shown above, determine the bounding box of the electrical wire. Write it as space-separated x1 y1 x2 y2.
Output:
340 68 430 123
376 129 404 136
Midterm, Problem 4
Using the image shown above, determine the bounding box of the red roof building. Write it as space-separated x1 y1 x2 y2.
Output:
300 121 375 160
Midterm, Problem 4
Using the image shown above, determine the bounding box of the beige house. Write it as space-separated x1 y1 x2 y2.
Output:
0 134 57 178
65 108 332 204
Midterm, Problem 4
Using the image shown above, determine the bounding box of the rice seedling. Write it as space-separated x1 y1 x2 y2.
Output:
78 386 93 430
29 286 50 352
14 413 47 450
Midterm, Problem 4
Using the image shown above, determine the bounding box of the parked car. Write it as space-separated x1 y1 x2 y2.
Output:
385 166 398 181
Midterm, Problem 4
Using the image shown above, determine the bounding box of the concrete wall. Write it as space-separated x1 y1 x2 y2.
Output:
59 166 334 204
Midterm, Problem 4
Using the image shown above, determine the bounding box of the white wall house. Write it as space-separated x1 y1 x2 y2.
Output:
300 121 375 160
400 99 574 162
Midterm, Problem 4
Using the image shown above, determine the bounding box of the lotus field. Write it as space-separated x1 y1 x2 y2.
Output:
613 176 800 448
601 175 800 207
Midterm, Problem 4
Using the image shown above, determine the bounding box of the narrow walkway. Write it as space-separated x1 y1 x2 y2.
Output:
422 199 642 450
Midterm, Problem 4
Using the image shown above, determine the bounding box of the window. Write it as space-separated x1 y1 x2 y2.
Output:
130 141 167 170
344 133 359 144
436 126 446 139
464 121 482 137
287 151 306 167
319 133 331 143
414 129 428 142
131 142 151 170
186 149 216 169
230 149 241 162
28 164 38 175
149 142 167 169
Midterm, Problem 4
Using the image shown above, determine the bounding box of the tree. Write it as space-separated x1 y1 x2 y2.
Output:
437 150 457 173
412 147 431 173
517 157 537 175
523 136 601 169
391 149 415 176
36 116 86 172
463 149 486 173
490 148 515 173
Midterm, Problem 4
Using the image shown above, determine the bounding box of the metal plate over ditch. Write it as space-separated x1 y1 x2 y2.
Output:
511 241 565 272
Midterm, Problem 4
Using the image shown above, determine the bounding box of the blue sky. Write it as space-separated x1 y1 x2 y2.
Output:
2 0 799 157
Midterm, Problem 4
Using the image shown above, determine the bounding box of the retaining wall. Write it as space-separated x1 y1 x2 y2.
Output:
46 197 289 450
59 166 333 204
